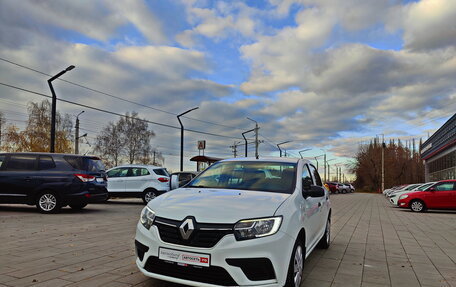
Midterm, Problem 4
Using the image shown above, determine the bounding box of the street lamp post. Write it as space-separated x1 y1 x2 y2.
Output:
377 134 385 192
326 158 336 181
75 111 84 154
48 65 75 153
314 154 325 172
299 148 311 159
277 141 292 157
242 129 255 157
177 107 199 171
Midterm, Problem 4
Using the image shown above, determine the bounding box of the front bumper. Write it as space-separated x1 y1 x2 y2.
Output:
135 221 295 287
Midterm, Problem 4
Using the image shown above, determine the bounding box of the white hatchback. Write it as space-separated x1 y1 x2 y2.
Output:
106 165 170 203
135 158 331 287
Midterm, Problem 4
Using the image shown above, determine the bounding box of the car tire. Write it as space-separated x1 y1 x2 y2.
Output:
317 216 331 249
342 189 346 194
351 189 354 193
142 189 158 204
284 240 305 287
36 191 62 214
410 199 426 212
69 203 87 210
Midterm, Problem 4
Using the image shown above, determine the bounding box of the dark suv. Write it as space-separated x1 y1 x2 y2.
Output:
0 152 108 213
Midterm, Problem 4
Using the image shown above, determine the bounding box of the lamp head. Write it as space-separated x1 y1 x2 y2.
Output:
66 65 75 71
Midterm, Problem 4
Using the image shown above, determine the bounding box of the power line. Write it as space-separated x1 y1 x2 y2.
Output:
0 82 243 140
0 56 245 131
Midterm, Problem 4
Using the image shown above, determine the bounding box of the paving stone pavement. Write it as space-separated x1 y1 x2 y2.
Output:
1 193 455 287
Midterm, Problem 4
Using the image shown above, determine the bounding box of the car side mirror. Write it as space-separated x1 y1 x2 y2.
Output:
428 187 436 192
303 185 325 198
302 177 312 191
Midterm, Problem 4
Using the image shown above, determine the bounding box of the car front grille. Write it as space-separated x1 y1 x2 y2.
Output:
154 216 234 248
144 256 238 286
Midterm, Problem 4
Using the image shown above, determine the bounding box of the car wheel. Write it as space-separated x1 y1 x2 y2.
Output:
342 189 346 194
69 203 87 210
318 217 331 249
284 240 305 287
351 189 354 193
142 189 157 204
410 200 426 212
36 191 61 213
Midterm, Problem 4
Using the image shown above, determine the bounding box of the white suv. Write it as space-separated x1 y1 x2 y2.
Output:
135 158 331 287
106 165 170 203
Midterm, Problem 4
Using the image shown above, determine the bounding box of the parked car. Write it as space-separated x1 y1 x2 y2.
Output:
344 183 355 193
106 164 170 203
337 183 349 193
397 180 456 212
383 184 407 195
326 182 338 193
0 152 108 213
169 171 199 190
135 157 331 287
386 183 422 197
388 182 435 205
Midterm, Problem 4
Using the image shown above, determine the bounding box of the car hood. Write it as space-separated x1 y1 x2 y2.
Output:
148 188 291 223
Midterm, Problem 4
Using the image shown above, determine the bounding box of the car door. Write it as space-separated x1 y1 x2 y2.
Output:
125 167 150 193
300 163 321 249
107 167 128 194
427 182 455 208
0 154 38 203
308 164 327 236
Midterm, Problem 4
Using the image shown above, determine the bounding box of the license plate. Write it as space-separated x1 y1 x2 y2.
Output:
159 248 210 267
96 178 104 182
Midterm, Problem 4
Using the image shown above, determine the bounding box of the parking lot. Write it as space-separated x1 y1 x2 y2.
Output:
0 193 455 287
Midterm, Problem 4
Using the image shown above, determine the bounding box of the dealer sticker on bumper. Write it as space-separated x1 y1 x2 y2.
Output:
159 247 210 267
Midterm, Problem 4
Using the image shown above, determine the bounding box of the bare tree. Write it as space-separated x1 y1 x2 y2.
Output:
94 122 124 167
119 112 155 164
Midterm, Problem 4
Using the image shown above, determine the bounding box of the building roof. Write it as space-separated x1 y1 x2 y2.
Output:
420 113 456 160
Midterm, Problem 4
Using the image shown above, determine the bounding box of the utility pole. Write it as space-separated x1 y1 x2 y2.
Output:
324 153 327 182
0 116 2 148
242 129 255 157
75 111 84 154
230 141 240 157
247 118 259 158
377 134 385 192
153 150 156 165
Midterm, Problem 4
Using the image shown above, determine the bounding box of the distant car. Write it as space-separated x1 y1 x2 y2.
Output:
326 182 338 193
388 182 435 205
337 183 349 193
169 171 199 190
397 180 456 212
0 152 108 213
383 185 407 195
107 165 170 203
344 183 355 193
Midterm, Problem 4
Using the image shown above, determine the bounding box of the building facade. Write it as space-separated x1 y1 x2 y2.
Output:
421 114 456 182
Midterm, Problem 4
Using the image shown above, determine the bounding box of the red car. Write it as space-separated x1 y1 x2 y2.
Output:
397 180 456 212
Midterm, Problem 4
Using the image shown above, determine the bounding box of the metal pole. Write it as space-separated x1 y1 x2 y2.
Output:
324 153 327 182
328 163 330 181
48 65 75 153
177 107 199 171
255 123 259 158
242 129 254 157
315 157 319 170
75 117 79 154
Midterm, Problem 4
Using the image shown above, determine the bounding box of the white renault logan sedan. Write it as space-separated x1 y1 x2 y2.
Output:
135 158 331 287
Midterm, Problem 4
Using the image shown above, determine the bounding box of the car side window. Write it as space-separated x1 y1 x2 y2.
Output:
6 155 37 171
434 182 454 191
107 168 129 178
308 164 322 186
130 168 143 177
302 164 313 184
141 168 150 176
39 156 56 170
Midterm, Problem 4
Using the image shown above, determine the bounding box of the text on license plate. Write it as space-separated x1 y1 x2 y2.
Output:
159 248 210 267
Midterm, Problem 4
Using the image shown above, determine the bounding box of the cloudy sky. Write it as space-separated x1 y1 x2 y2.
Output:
1 0 455 175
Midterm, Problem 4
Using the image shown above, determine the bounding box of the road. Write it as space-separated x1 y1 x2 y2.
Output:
0 193 455 287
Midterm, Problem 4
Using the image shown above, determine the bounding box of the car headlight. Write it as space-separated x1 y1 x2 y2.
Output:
234 216 282 240
140 206 155 229
399 194 409 200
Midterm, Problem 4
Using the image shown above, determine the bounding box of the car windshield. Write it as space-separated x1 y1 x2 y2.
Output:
414 183 433 191
187 161 297 194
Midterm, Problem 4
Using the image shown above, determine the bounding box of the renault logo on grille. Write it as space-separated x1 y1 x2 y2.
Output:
179 218 195 240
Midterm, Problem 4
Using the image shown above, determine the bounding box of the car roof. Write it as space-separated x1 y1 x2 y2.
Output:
108 164 164 169
0 152 100 158
219 157 304 164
